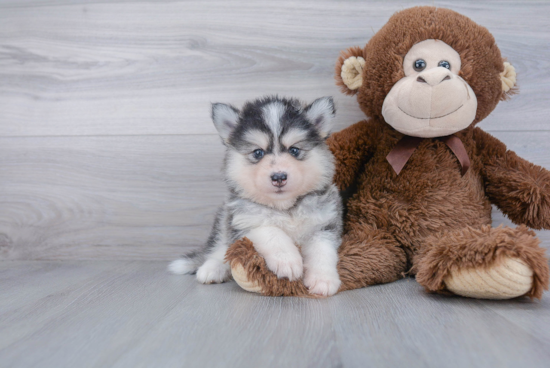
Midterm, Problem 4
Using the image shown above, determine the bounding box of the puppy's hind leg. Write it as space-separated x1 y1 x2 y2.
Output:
169 244 231 284
169 205 231 283
196 244 232 284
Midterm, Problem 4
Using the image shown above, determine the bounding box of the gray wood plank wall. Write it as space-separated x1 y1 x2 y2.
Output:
1 0 549 260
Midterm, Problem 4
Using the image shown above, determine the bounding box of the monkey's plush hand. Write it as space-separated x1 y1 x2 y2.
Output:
474 128 550 230
487 161 550 229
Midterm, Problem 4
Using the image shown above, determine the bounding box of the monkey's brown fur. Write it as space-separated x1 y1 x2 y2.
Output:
225 6 550 298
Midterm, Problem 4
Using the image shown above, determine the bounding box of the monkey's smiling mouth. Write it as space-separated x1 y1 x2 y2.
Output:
398 104 464 120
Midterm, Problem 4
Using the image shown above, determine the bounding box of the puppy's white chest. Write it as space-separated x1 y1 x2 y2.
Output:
231 204 322 244
266 199 335 243
272 213 316 244
230 189 338 245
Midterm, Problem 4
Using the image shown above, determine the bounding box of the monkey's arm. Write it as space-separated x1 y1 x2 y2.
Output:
327 120 377 192
474 128 550 230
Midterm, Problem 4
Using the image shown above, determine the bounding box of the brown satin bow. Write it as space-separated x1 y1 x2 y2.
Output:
386 135 470 176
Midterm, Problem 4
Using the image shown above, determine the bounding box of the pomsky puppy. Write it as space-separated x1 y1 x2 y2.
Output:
169 96 343 296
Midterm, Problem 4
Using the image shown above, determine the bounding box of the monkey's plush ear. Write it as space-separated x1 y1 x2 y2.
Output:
335 46 366 95
500 61 517 100
212 103 240 142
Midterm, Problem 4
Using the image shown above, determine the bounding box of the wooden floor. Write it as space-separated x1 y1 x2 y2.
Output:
1 261 549 368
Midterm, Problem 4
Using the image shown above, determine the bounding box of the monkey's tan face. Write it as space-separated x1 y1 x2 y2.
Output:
382 39 478 138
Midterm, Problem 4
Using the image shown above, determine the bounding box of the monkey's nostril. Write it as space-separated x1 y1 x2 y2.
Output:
442 75 451 82
416 76 427 83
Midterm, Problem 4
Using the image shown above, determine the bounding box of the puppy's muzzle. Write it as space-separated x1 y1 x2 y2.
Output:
271 172 287 188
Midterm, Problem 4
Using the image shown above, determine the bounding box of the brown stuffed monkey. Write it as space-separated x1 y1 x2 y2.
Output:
226 6 550 299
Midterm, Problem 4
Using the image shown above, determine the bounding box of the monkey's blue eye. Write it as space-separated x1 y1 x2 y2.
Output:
253 149 264 160
438 60 451 69
289 147 300 157
413 59 426 71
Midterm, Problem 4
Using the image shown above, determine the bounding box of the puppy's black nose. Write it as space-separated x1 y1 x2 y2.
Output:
271 172 287 188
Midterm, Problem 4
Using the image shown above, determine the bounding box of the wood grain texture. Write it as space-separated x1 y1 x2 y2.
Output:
0 261 549 368
1 131 549 260
0 135 225 260
0 0 549 137
0 0 549 260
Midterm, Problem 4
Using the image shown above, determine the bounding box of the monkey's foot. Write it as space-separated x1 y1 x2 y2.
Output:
416 225 549 299
444 256 533 299
232 263 263 293
225 238 312 297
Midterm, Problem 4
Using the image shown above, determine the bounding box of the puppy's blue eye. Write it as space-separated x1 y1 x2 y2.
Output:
438 60 451 69
289 147 300 157
252 149 264 160
413 59 426 72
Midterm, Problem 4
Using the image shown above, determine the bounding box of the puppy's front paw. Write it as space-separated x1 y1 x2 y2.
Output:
196 259 231 284
264 251 303 281
304 269 341 296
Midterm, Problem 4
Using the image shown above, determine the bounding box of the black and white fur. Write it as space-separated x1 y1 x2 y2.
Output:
169 96 343 296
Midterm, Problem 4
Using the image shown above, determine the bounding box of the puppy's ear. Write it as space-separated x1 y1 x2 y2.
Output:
306 96 335 139
212 103 240 142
